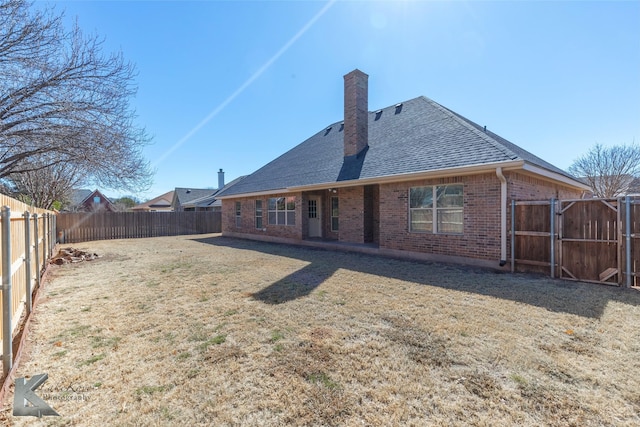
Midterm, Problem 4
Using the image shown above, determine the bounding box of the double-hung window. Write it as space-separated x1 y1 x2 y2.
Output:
255 200 263 229
331 196 339 231
268 197 296 226
235 201 242 227
409 185 463 234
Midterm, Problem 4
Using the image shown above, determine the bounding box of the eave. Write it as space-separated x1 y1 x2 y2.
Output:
217 160 524 199
216 160 588 200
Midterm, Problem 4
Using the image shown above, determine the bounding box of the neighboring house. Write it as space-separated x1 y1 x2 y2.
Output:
66 189 116 212
182 175 246 211
131 191 175 212
171 188 214 211
216 70 590 268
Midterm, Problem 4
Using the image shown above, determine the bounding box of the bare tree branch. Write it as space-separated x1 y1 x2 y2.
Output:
568 143 640 198
0 0 153 199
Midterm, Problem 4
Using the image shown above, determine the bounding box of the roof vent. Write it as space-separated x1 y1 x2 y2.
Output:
324 126 332 136
339 122 344 132
394 103 403 114
374 110 383 121
186 189 191 193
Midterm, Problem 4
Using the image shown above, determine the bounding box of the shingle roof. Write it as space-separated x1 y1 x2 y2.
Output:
218 96 581 197
182 176 247 208
132 191 174 210
69 189 93 205
173 188 215 206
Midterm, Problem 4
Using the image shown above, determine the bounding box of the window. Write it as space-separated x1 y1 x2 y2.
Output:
308 199 317 219
93 196 100 204
331 196 339 231
409 185 463 234
235 201 242 228
268 197 296 226
255 200 263 229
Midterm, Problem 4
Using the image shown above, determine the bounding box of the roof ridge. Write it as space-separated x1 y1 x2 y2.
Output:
421 97 520 162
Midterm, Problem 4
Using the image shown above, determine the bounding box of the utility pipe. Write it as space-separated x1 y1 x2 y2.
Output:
496 167 508 266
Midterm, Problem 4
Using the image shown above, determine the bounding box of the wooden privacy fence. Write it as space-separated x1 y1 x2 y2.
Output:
56 211 222 243
512 196 639 286
0 195 56 379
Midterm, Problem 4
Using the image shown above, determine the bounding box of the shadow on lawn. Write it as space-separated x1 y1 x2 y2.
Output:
190 236 640 318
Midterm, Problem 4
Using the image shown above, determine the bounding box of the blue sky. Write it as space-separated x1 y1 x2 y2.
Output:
45 0 640 200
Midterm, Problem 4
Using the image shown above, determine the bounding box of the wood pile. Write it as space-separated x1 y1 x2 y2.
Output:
50 248 99 265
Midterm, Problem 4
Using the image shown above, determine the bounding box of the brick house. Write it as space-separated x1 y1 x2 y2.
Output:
216 70 589 268
67 189 116 212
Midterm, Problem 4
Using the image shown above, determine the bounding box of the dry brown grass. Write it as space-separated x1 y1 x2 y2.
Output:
1 233 639 426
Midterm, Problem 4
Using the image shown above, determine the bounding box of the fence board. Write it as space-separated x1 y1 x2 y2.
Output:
513 201 551 275
56 211 222 244
0 194 56 377
515 197 640 286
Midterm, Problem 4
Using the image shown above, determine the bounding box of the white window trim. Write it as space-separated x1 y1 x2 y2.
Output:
235 201 242 228
331 196 339 232
268 197 296 226
255 200 263 229
408 185 463 234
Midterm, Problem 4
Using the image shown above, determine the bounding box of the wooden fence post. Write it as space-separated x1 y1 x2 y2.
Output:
550 198 556 279
33 214 40 289
23 212 32 315
625 196 632 288
42 213 47 266
510 199 515 273
2 206 12 378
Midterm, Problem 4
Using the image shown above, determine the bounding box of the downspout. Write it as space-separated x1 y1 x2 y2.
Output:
496 167 508 266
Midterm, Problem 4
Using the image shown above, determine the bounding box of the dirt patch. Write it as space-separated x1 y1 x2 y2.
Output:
1 234 639 426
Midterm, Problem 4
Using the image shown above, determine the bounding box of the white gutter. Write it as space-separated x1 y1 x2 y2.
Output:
496 167 507 266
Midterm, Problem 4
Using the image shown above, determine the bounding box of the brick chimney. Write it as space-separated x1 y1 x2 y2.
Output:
217 168 225 189
343 69 368 157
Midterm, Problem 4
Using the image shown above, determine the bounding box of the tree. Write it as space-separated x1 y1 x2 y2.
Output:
568 143 640 198
0 0 152 205
112 196 139 211
6 154 85 210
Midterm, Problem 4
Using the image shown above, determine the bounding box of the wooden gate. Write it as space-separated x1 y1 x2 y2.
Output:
557 199 620 283
512 197 638 286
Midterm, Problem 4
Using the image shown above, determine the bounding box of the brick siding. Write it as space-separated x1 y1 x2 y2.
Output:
221 193 303 240
378 172 583 261
221 171 584 263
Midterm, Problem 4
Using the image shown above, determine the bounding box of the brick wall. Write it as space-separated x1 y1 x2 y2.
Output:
221 193 303 240
339 186 365 243
221 172 584 263
378 172 583 261
508 172 583 200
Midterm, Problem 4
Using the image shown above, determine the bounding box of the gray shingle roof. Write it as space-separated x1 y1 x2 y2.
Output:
70 189 93 205
182 176 247 208
219 96 580 197
173 188 215 206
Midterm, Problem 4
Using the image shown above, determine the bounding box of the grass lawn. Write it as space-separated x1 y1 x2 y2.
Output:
2 233 639 426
